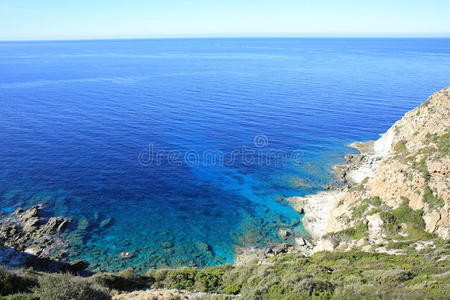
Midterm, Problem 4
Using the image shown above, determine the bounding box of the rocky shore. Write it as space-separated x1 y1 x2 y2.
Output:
286 139 384 246
288 86 450 255
0 204 90 273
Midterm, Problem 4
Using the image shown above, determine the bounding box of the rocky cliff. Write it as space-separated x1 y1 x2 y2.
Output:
289 87 450 256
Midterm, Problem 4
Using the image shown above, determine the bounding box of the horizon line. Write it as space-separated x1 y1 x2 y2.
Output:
1 33 450 43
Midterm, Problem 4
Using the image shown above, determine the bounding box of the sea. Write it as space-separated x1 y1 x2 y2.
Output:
1 38 449 272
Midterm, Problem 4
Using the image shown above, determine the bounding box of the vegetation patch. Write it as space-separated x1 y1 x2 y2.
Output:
415 157 431 182
1 251 450 299
423 186 445 209
380 197 434 240
351 203 369 218
351 196 382 218
327 221 368 245
34 273 111 300
394 140 407 153
424 132 450 158
0 267 37 296
90 268 148 291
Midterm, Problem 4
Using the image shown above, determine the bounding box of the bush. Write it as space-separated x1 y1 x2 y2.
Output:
0 267 37 296
423 186 445 209
415 158 431 182
91 268 148 291
34 273 111 300
380 197 434 239
394 140 407 153
160 268 198 290
338 221 368 239
146 268 169 284
293 277 335 296
223 282 241 294
0 294 38 300
194 269 223 292
373 269 416 284
351 203 369 218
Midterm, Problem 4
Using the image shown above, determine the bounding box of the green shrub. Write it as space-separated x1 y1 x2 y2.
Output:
386 241 410 250
351 203 369 218
424 132 450 158
380 197 433 239
147 251 449 299
394 140 407 153
0 294 39 300
223 282 241 294
292 277 335 296
2 250 445 300
338 221 368 239
193 266 226 292
368 196 382 206
380 210 401 235
163 268 198 290
414 158 431 182
351 197 383 219
91 268 148 291
374 269 416 284
0 267 37 296
423 186 445 209
146 268 169 284
148 266 232 292
34 273 111 300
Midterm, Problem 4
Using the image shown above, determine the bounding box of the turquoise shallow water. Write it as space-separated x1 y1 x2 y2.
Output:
1 38 450 272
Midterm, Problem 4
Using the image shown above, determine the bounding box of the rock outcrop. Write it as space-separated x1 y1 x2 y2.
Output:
0 205 70 256
289 87 450 256
0 205 89 272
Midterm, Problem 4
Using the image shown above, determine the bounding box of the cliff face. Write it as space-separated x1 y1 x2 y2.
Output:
289 87 450 255
368 88 449 238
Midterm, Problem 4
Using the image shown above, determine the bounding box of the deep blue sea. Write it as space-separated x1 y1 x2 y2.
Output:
1 38 449 272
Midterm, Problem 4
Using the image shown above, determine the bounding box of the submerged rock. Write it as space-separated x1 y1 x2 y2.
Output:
265 243 291 256
41 217 70 234
77 218 90 231
278 229 291 239
195 241 211 253
161 241 174 249
68 259 89 271
164 248 175 254
99 217 113 228
120 252 134 259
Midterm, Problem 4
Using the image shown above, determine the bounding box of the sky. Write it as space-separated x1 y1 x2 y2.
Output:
0 0 449 41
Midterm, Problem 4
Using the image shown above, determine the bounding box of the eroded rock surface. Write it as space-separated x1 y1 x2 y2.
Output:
0 205 89 272
289 87 450 256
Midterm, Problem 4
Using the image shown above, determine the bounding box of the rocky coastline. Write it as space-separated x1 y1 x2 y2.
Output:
287 139 384 243
1 87 449 299
236 125 393 260
3 88 449 267
288 86 449 256
0 204 90 274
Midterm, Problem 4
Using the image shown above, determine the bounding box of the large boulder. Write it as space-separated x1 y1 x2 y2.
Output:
20 205 41 232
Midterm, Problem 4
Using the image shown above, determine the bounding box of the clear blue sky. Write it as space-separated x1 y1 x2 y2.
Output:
1 0 449 40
